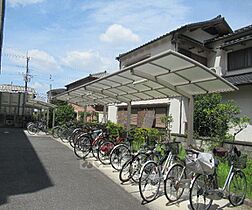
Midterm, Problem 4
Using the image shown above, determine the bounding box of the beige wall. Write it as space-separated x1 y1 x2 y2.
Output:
222 85 252 142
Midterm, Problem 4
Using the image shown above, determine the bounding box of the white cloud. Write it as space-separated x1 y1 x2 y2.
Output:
30 81 49 97
8 0 44 7
82 0 189 41
28 49 60 73
61 50 110 73
100 24 139 44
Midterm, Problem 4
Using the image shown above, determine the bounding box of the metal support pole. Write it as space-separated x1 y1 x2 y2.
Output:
103 105 107 123
126 102 131 130
83 105 87 123
187 96 194 147
43 109 46 122
46 108 49 128
52 108 56 128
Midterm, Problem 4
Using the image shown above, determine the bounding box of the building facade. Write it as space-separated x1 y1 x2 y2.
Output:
108 15 252 140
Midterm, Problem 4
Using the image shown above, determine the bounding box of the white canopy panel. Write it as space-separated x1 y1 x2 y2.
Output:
55 50 237 106
26 99 57 109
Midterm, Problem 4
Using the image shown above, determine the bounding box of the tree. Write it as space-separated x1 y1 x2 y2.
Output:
54 102 76 125
193 93 248 140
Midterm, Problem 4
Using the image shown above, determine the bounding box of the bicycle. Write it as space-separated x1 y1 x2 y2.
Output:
27 120 48 135
189 128 247 210
164 147 203 203
138 141 179 202
73 126 107 159
109 129 136 170
119 137 159 184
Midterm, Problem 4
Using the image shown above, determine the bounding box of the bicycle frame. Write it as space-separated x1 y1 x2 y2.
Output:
220 164 234 191
161 151 173 175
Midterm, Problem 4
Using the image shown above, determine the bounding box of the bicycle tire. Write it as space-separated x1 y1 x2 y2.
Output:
97 141 115 165
110 144 131 171
139 161 161 202
228 170 247 206
164 163 185 202
189 174 213 210
119 157 133 183
27 124 38 135
74 135 92 159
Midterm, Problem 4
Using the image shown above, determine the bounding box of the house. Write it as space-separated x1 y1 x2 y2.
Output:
56 71 108 121
206 25 252 141
0 84 36 127
108 15 251 139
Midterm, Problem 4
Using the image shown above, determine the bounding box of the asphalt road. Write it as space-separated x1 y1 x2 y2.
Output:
0 128 148 210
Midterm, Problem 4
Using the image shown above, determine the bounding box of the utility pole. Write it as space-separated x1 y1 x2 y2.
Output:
24 53 30 91
22 52 30 126
49 74 52 91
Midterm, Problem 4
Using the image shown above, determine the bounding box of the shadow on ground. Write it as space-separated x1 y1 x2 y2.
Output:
0 128 53 205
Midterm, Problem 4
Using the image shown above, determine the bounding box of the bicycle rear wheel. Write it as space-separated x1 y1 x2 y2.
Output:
139 161 161 202
228 170 247 206
189 174 213 210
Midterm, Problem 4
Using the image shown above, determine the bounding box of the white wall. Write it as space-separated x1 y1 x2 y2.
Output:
108 105 118 123
222 85 252 142
120 36 174 68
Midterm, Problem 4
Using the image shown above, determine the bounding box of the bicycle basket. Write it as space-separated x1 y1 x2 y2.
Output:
230 154 247 169
186 152 215 175
168 142 179 155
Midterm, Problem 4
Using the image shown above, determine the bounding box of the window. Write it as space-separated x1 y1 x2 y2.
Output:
228 47 252 71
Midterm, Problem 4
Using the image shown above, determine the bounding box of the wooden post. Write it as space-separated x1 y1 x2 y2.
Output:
127 102 131 130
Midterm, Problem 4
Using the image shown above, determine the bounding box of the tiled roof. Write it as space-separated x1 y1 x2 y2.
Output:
0 84 36 94
89 71 108 78
65 71 108 89
117 15 231 60
206 24 252 43
224 73 252 85
220 35 252 48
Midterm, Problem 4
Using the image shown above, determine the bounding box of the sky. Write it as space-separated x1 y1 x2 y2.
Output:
0 0 252 100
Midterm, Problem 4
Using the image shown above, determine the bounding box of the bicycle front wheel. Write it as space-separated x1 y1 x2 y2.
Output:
97 141 115 165
228 170 247 206
27 124 38 135
110 144 131 171
189 174 213 210
74 136 91 159
139 161 161 202
164 163 185 202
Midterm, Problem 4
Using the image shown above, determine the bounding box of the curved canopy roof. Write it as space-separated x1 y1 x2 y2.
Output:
26 99 57 109
55 50 237 106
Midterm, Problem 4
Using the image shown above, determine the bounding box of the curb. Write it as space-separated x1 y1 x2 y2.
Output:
244 199 252 207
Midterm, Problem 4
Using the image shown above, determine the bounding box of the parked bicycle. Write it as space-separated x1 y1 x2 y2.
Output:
189 127 247 210
138 141 180 202
27 120 48 135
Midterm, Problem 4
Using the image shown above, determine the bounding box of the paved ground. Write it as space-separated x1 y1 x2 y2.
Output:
0 128 148 210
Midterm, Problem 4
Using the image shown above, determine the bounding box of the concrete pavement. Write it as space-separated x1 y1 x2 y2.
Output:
0 128 148 210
